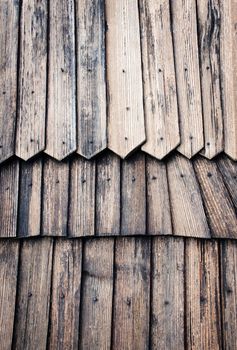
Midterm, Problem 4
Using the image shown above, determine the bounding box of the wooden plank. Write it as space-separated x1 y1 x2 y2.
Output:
0 240 19 350
68 157 96 237
217 155 237 208
197 0 223 159
220 240 237 350
146 156 172 235
79 238 114 350
220 0 237 160
106 0 145 158
13 238 53 350
121 153 146 235
171 0 204 158
0 0 19 163
16 0 47 160
96 152 120 236
140 0 180 159
112 237 150 350
76 0 107 158
167 154 210 238
48 239 82 349
151 237 184 349
0 159 19 237
45 0 76 160
42 158 69 236
194 157 237 238
186 239 222 350
18 159 42 237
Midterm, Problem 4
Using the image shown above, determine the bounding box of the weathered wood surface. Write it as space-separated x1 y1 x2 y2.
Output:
140 0 180 159
113 238 150 350
0 0 19 163
217 155 237 208
171 0 204 158
16 0 47 160
46 0 76 160
76 0 107 158
107 0 145 158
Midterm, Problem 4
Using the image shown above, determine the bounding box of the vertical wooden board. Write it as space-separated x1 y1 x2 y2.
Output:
42 158 69 236
96 152 120 236
197 0 223 159
18 159 42 237
217 155 237 208
48 239 82 350
0 0 19 163
220 240 237 350
186 239 222 350
140 0 180 159
151 237 184 349
167 154 210 238
46 0 76 160
13 238 53 350
0 241 19 350
68 157 95 237
76 0 107 158
0 159 19 237
194 157 237 238
112 237 150 350
171 0 204 158
79 238 114 350
146 156 172 235
16 0 47 160
220 0 237 160
106 0 146 158
121 153 146 235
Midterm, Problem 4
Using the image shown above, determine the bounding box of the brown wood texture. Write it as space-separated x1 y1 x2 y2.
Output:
16 0 47 160
217 155 237 208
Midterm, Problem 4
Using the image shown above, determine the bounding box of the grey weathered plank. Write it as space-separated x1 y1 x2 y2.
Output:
194 157 237 238
121 153 146 235
42 158 69 236
167 154 210 238
112 237 150 350
186 239 222 349
0 240 19 350
217 155 237 208
13 238 53 350
79 238 114 350
140 0 180 159
45 0 76 160
151 237 184 349
0 159 19 237
0 0 19 163
48 239 82 349
16 0 47 160
68 157 96 237
18 159 42 237
107 0 145 158
96 152 120 236
220 240 237 350
197 0 223 159
146 156 172 235
76 0 107 158
171 0 204 158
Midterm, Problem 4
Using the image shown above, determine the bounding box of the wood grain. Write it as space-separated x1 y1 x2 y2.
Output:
16 0 47 160
46 0 76 160
112 237 150 350
197 0 223 159
68 157 96 237
217 155 237 208
106 0 145 158
151 237 184 349
167 154 210 237
140 0 180 159
76 0 107 158
80 238 114 350
49 239 82 349
171 0 204 158
0 0 19 163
